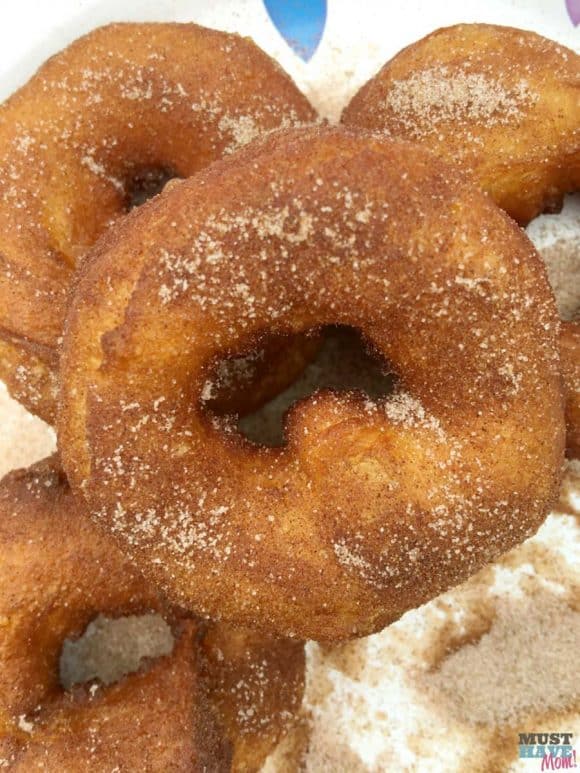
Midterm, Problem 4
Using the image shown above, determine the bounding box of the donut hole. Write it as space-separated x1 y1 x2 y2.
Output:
526 193 580 321
59 613 174 689
124 166 179 210
205 325 397 448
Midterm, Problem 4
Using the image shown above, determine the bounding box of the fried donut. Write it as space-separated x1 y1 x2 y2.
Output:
0 22 316 423
59 126 564 641
342 23 580 455
201 624 305 772
342 24 579 224
0 457 230 770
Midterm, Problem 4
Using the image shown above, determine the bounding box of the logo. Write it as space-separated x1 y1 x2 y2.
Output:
518 734 577 770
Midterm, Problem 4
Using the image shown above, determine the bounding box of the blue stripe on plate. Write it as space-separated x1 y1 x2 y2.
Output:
264 0 327 61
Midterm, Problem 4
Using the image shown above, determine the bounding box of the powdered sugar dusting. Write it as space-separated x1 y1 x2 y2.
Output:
539 237 580 321
382 391 443 436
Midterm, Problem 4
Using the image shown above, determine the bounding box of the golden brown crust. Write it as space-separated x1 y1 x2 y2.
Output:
0 456 162 720
342 24 580 224
0 457 230 770
342 23 580 456
0 22 316 422
59 126 564 641
2 623 230 772
201 624 305 772
561 321 580 458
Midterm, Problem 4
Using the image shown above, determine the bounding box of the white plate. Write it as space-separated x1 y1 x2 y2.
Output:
1 0 578 117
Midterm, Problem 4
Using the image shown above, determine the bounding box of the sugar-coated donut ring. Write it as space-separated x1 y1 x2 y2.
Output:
342 23 580 456
2 627 225 772
0 457 231 770
201 624 305 772
59 126 564 641
0 22 316 423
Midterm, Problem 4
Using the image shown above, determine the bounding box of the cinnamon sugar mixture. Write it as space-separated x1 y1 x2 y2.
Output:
382 67 538 137
541 239 580 321
262 509 579 772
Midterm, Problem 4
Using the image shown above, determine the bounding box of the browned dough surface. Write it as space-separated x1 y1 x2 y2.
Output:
0 22 316 422
343 23 580 456
0 457 230 771
59 126 564 641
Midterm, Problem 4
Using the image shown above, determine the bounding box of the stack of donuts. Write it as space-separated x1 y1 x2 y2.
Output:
0 20 577 771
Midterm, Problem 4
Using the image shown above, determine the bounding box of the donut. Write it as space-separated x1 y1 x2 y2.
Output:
0 22 316 423
237 326 396 448
59 126 564 641
1 624 227 772
201 624 305 772
342 24 579 224
341 23 580 455
0 456 230 770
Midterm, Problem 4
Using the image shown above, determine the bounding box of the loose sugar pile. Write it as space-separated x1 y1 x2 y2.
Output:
263 507 580 773
0 10 578 772
60 614 174 689
527 209 580 322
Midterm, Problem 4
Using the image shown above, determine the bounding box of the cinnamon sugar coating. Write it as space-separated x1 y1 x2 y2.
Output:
0 457 230 771
561 321 580 457
0 22 316 423
201 624 305 772
59 126 564 641
342 24 580 456
342 24 579 225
